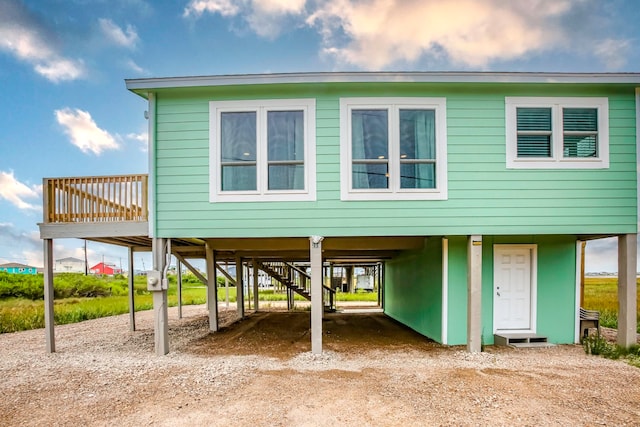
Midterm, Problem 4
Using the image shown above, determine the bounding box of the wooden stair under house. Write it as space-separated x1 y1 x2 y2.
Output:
256 261 336 312
494 333 555 348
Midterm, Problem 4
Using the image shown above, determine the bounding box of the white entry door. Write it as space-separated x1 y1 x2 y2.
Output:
493 245 535 332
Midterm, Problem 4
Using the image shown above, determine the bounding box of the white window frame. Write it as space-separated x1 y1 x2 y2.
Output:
505 97 609 169
209 99 316 202
339 97 448 201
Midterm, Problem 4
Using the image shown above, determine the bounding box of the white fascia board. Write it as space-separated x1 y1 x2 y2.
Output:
125 71 640 92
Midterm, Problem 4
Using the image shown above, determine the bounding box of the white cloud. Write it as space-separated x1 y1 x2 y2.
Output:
0 171 41 211
183 0 630 70
0 224 42 266
184 0 241 17
306 0 574 69
125 59 147 74
98 18 139 48
593 38 630 70
55 108 121 155
127 132 148 152
0 0 85 82
584 237 640 274
184 0 306 38
34 57 85 81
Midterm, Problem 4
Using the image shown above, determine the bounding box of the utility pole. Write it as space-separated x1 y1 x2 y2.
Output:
84 240 88 275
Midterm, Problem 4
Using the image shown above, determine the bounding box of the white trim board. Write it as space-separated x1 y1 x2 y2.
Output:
147 93 156 237
442 237 448 345
126 72 640 92
575 240 583 343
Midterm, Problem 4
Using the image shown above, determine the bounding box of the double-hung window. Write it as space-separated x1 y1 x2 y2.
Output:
340 97 448 201
505 97 609 169
210 99 316 202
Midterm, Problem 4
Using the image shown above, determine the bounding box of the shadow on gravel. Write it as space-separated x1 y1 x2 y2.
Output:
185 311 441 359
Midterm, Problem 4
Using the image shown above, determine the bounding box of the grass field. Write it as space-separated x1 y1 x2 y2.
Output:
0 272 378 333
583 277 640 332
0 274 636 334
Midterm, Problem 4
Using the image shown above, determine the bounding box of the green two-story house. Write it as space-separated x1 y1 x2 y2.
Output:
40 72 639 355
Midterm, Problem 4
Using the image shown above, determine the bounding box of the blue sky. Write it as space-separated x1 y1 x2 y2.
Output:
0 0 638 272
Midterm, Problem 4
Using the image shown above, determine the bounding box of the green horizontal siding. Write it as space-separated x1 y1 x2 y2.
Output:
385 238 443 342
152 83 638 238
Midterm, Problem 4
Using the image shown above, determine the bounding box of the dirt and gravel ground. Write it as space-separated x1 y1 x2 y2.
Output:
1 304 639 426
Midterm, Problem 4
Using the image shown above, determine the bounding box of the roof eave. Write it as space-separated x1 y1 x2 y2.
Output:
125 71 640 93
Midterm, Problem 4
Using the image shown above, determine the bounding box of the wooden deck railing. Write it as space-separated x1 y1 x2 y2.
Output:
43 175 148 224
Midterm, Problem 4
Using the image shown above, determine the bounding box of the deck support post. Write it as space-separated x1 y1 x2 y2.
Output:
467 235 482 353
176 258 182 319
252 259 259 312
152 238 169 356
206 244 218 332
287 287 294 310
310 235 324 354
128 247 136 331
618 234 637 347
235 255 244 319
43 238 55 353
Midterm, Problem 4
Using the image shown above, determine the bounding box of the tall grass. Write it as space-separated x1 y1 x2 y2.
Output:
0 272 380 333
583 277 640 333
0 272 209 333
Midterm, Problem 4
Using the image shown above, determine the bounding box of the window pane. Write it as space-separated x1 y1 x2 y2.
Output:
268 110 304 161
268 165 304 190
401 163 435 189
352 110 388 160
400 109 435 160
517 135 551 157
221 112 256 162
564 136 597 158
221 165 256 191
352 163 388 189
563 108 597 132
517 108 551 131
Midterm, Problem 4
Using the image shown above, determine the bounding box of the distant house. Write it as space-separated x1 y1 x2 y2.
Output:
54 257 86 274
90 262 122 276
0 262 38 275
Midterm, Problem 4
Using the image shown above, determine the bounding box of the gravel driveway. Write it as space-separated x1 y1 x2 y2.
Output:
1 305 639 426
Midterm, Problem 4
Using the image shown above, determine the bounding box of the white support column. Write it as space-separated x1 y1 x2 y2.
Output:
442 238 449 345
43 239 55 353
128 247 136 331
235 255 244 319
177 258 182 319
310 236 324 355
206 244 218 332
467 235 482 353
152 238 169 355
618 234 638 347
252 259 259 312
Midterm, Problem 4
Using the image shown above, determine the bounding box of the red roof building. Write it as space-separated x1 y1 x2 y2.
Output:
89 262 122 276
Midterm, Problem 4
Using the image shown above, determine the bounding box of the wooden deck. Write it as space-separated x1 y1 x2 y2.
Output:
38 174 205 254
43 175 148 224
